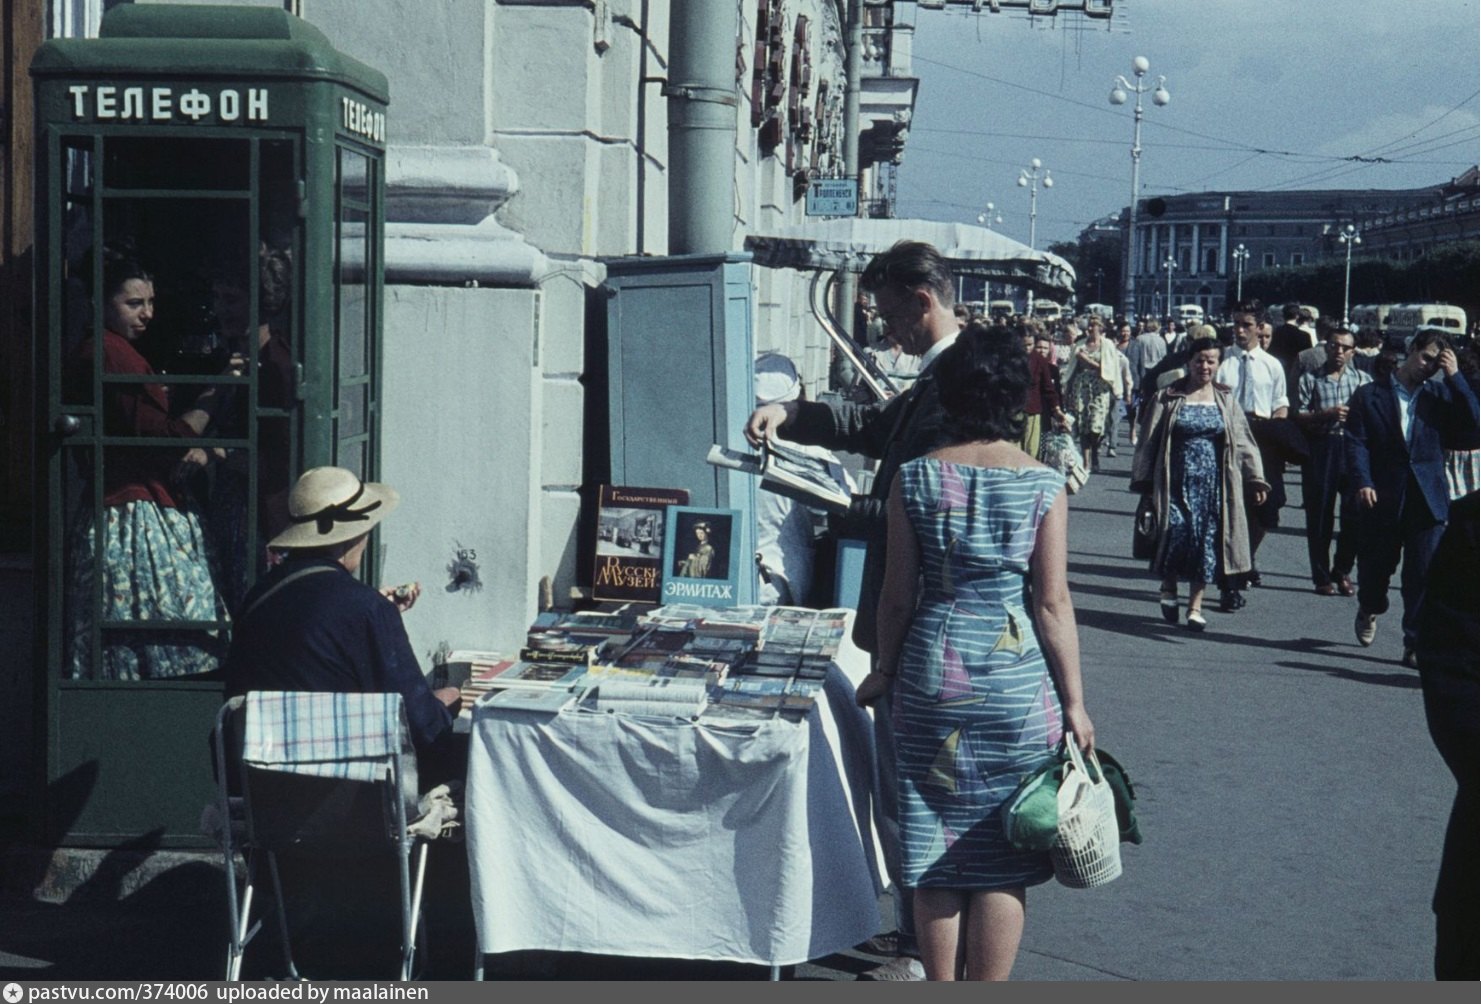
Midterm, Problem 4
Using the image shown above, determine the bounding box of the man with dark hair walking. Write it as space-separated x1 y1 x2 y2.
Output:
1346 331 1478 666
1215 300 1289 610
745 239 961 981
1294 325 1370 596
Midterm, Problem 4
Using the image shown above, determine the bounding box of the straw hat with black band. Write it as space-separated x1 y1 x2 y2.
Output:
269 466 400 550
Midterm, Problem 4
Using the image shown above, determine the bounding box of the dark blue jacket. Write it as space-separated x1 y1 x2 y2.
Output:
224 556 453 753
1345 371 1479 526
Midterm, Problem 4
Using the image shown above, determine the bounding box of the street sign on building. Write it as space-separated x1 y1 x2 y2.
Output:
806 178 858 217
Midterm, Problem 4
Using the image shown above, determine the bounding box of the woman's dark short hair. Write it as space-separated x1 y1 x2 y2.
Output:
99 243 152 299
1185 336 1221 358
934 322 1029 444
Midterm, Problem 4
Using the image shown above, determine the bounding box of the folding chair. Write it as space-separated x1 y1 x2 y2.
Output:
210 691 433 981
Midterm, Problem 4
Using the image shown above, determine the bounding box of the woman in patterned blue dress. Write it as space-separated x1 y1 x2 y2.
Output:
1131 337 1268 631
855 324 1095 981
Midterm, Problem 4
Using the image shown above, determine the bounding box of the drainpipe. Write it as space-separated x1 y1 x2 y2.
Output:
666 0 739 254
835 0 863 340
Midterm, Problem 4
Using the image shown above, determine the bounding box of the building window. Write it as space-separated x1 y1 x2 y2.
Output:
1290 253 1305 267
1266 225 1275 236
1262 252 1276 268
1205 248 1219 273
1237 226 1248 236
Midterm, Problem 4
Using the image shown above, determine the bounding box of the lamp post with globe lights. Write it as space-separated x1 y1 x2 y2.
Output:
1337 225 1361 326
1110 57 1170 320
976 202 1004 303
1161 253 1177 320
1018 159 1051 313
1232 243 1250 303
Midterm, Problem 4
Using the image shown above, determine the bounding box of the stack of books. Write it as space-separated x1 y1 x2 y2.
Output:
454 604 852 723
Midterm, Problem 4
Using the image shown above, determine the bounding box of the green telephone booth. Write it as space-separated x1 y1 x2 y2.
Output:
31 5 387 846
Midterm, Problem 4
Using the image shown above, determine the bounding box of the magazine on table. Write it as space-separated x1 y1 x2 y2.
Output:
706 441 853 514
482 686 578 715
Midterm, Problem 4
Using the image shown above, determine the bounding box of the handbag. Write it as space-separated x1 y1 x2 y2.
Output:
1132 494 1157 560
1050 734 1123 889
1002 738 1142 853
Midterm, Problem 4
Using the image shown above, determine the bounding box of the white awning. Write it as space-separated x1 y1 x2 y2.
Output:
744 217 1076 300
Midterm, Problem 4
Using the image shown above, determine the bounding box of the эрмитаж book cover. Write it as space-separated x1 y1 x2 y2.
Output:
660 505 742 607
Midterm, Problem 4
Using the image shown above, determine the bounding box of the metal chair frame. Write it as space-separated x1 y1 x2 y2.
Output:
211 693 430 981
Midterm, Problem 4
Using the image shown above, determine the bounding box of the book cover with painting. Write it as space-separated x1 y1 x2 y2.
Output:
659 506 743 608
592 485 690 603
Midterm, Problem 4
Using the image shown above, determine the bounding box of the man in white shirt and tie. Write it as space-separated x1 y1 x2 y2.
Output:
1215 300 1290 611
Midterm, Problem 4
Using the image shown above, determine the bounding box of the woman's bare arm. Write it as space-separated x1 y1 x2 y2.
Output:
1030 490 1094 750
857 480 920 706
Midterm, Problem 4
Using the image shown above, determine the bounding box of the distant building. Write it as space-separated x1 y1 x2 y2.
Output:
1099 170 1480 318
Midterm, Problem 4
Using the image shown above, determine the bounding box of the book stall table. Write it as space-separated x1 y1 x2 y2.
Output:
462 608 886 976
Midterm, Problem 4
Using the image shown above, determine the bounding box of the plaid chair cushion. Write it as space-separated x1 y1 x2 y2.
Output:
243 691 412 783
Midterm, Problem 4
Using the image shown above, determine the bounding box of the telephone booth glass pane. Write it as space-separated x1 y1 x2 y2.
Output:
60 135 300 680
61 139 95 405
335 147 372 479
103 137 250 191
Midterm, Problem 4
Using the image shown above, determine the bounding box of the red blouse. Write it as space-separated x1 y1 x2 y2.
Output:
70 330 199 509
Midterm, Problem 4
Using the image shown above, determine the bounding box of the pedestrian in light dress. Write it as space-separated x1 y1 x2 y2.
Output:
1061 318 1119 472
855 327 1094 981
1132 336 1268 631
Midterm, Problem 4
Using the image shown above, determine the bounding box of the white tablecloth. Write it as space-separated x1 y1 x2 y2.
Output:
465 653 884 966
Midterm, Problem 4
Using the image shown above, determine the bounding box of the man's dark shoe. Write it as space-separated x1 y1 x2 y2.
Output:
1219 589 1245 612
1401 648 1418 669
1336 575 1355 597
1247 569 1263 587
1314 583 1338 596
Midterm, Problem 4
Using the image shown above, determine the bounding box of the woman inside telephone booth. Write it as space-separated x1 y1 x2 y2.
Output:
65 243 230 680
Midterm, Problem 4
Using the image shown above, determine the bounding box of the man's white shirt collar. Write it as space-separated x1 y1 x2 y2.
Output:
918 331 959 372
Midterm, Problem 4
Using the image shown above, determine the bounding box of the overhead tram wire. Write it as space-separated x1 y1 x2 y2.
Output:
912 52 1481 169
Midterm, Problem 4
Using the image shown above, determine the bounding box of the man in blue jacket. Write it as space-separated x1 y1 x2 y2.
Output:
1345 331 1479 666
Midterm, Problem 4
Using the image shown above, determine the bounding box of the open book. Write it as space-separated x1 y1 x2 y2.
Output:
707 441 853 514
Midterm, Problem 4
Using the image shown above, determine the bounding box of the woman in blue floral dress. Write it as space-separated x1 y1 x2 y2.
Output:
855 325 1095 981
1131 336 1268 631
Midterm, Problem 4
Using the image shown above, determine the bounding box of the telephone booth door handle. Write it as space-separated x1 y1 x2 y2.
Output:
54 414 81 436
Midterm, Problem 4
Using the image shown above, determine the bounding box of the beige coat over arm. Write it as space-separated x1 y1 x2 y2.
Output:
1131 383 1269 577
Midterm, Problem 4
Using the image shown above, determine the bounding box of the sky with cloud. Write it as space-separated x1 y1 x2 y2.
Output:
894 0 1480 248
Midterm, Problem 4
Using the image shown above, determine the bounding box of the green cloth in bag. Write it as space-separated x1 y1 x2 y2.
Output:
1001 741 1143 851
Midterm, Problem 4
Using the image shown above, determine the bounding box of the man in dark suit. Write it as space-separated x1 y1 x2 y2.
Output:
1345 330 1478 665
1269 302 1314 397
744 239 959 982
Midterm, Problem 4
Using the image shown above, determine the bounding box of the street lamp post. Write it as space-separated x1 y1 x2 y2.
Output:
976 202 1003 304
1018 158 1051 313
1161 253 1177 318
1110 57 1170 320
1232 243 1250 303
1337 224 1361 326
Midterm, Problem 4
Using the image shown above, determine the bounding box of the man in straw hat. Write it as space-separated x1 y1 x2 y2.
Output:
224 466 463 785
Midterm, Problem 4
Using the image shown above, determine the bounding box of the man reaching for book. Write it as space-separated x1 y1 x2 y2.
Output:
751 352 855 605
743 240 961 982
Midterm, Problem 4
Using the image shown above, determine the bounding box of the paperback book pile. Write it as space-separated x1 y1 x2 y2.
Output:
750 607 850 678
442 650 521 710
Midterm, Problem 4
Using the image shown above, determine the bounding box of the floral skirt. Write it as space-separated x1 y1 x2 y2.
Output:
66 500 228 680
